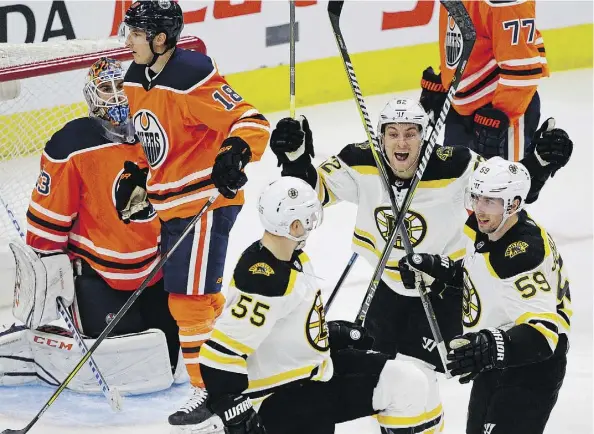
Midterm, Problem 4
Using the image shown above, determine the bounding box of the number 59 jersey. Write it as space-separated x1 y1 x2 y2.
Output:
314 142 481 297
461 211 571 353
199 242 333 401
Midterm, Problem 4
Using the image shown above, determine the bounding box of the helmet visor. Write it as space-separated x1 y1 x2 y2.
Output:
464 189 505 214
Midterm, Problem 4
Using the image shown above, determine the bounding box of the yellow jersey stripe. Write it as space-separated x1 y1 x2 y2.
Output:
377 403 443 427
211 329 255 356
247 365 315 392
285 269 299 296
528 323 559 349
200 346 247 368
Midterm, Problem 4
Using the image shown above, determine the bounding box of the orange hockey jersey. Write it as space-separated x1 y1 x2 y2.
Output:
123 48 270 222
26 117 162 291
440 0 549 121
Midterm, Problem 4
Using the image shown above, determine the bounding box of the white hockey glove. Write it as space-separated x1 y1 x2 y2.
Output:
10 243 75 329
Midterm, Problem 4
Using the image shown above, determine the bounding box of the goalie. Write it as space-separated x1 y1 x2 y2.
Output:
0 58 184 396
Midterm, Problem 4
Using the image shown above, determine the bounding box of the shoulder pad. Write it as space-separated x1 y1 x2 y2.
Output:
487 213 546 279
155 49 215 92
233 242 296 297
123 60 144 84
44 118 109 161
337 142 376 168
422 146 473 182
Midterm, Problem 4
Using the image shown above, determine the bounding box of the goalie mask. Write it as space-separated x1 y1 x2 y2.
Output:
83 57 135 143
258 177 323 249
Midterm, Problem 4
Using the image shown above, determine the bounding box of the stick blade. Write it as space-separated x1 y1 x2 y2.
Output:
2 429 26 434
327 0 344 18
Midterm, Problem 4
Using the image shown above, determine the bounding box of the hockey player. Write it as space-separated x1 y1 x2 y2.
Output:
420 0 548 161
269 97 572 431
195 176 430 434
0 57 183 395
399 157 570 434
116 0 270 427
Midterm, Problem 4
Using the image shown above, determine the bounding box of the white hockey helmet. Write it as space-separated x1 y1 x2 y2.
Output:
258 177 323 246
377 97 430 139
467 157 531 228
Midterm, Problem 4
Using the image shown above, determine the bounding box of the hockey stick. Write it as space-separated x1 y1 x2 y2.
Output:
289 0 296 118
0 195 122 412
324 252 357 314
328 0 475 372
1 193 219 434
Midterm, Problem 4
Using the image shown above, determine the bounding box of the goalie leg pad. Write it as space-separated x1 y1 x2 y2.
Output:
28 327 174 395
10 243 75 329
0 324 38 386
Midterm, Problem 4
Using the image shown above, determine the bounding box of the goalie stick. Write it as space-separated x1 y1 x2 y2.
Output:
1 193 219 434
0 195 122 412
327 0 475 373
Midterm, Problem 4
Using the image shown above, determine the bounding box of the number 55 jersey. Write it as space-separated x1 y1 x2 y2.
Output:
199 241 333 403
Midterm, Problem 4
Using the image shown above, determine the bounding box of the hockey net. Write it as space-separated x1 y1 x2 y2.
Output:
0 36 206 245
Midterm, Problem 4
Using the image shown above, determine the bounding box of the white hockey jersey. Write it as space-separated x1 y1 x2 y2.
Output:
461 211 571 352
199 241 332 403
315 143 481 296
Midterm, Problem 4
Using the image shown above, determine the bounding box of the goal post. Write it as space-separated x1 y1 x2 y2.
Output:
0 35 205 307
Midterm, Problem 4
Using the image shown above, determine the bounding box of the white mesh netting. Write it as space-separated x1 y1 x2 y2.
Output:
0 39 128 244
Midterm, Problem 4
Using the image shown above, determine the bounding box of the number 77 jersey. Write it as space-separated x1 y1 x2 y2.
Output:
461 211 571 354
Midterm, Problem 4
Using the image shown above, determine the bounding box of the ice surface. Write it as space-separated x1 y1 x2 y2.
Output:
0 68 591 434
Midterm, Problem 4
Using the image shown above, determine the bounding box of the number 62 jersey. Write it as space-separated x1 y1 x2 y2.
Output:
461 210 571 354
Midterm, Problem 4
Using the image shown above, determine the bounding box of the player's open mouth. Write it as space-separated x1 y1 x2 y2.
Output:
394 152 409 162
477 216 490 225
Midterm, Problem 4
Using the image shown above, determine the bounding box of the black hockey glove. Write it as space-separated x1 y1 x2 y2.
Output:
209 394 266 434
419 66 448 121
472 107 510 159
270 116 314 169
398 253 460 291
446 328 510 384
328 320 374 352
532 117 573 177
212 137 252 199
115 161 150 224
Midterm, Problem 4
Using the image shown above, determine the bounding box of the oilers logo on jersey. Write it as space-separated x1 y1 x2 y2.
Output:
133 110 169 169
462 268 481 328
445 14 463 69
374 206 427 249
306 290 330 352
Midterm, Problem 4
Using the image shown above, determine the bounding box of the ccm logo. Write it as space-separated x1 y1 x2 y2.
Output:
33 335 73 351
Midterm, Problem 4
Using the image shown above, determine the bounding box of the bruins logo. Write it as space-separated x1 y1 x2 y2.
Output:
305 290 329 352
374 206 427 249
248 262 275 276
436 146 453 161
462 268 481 328
505 241 528 258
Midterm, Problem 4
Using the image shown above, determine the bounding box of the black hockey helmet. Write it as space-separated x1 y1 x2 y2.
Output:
124 0 184 51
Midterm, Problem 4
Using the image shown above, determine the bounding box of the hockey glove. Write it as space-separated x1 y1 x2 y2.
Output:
212 137 252 199
532 117 573 177
270 116 314 168
446 328 510 384
419 66 447 122
398 253 459 290
472 107 510 159
115 161 150 224
210 394 266 434
328 320 374 352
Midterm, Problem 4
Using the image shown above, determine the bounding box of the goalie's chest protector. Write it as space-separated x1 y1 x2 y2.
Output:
351 148 475 296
